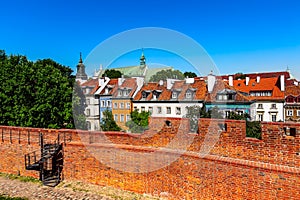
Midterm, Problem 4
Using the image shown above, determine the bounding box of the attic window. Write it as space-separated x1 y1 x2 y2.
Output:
186 91 192 99
172 92 178 99
237 83 241 86
142 91 148 98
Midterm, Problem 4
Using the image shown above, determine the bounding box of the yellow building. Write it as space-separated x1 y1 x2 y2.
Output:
111 77 143 130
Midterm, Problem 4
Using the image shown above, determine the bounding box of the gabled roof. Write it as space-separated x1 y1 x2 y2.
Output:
205 79 252 103
80 79 99 95
230 77 284 100
171 79 207 101
134 82 170 101
99 78 118 95
112 78 138 98
220 71 290 80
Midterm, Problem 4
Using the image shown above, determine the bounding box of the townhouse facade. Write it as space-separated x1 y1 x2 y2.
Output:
285 85 300 122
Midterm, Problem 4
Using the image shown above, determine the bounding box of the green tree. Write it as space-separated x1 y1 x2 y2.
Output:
149 69 185 82
0 50 75 128
100 110 121 131
72 81 87 130
126 110 150 133
102 69 122 79
183 71 197 78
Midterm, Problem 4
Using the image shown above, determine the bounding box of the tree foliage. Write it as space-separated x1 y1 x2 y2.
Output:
183 71 197 78
126 110 150 133
100 110 121 131
0 50 79 128
149 69 185 82
102 69 122 79
72 81 87 130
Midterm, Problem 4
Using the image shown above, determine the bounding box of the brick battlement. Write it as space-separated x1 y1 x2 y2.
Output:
0 118 300 199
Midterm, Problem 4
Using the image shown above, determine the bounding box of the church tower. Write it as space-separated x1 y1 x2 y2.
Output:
140 50 146 67
75 52 88 83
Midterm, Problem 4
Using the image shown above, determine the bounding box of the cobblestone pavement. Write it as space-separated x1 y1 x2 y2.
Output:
0 177 113 200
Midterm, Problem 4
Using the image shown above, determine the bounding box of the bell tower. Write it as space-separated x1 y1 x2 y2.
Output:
75 52 88 83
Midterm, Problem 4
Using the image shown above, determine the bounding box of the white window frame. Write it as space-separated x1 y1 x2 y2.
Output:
126 102 131 109
148 106 153 114
114 114 118 121
120 102 124 109
114 102 118 109
126 114 131 122
141 106 145 112
271 114 277 122
107 100 111 107
297 110 300 117
120 114 124 122
166 107 171 114
157 106 162 114
287 110 293 116
101 100 105 107
172 92 177 99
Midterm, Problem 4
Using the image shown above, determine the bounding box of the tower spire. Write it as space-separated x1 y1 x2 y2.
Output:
79 52 83 63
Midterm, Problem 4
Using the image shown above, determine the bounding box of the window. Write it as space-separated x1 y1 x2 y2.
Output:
257 104 263 109
271 104 276 109
101 100 105 107
118 90 122 96
225 111 231 118
148 107 153 114
297 96 300 103
157 107 162 114
297 110 300 116
120 102 124 109
134 106 138 111
172 92 177 99
258 114 263 121
186 92 192 99
286 96 295 103
167 107 171 114
114 114 118 121
120 114 124 122
271 114 277 122
107 100 111 107
142 91 148 98
176 107 181 115
228 94 235 100
237 110 244 115
287 110 293 116
126 102 131 109
86 109 90 116
114 102 118 109
86 99 90 105
126 114 131 122
141 106 145 112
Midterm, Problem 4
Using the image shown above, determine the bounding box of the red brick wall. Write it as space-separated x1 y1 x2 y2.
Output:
0 118 300 199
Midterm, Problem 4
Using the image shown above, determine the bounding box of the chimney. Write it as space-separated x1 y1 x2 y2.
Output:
118 75 125 86
280 75 285 91
207 73 216 93
228 76 233 86
256 76 260 83
167 79 176 90
245 77 250 86
185 77 195 84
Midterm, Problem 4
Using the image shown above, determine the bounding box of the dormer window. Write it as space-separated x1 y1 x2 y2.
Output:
142 90 151 99
216 89 236 101
118 90 122 96
186 92 191 98
172 92 177 99
152 90 162 100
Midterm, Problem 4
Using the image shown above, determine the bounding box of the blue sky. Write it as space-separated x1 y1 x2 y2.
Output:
1 0 300 79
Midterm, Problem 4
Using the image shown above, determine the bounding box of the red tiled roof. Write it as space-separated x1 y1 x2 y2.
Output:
229 77 284 100
285 85 300 97
81 79 98 87
100 78 118 95
112 78 138 98
134 82 170 101
171 79 207 100
205 79 251 103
